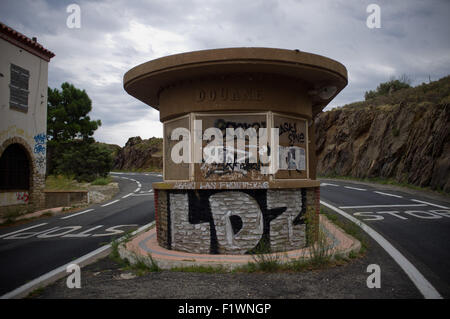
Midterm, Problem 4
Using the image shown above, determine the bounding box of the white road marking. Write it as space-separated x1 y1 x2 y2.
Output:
339 204 427 209
374 191 403 198
101 199 119 207
0 223 48 239
377 211 408 220
61 209 94 220
411 199 449 209
344 186 367 191
321 200 442 299
122 193 133 199
0 221 155 299
135 188 141 193
353 212 384 221
320 183 339 187
404 211 442 219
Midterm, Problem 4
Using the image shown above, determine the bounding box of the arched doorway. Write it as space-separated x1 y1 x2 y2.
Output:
0 143 30 191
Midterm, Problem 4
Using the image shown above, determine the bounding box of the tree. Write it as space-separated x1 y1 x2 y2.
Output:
47 82 101 143
365 75 412 100
52 141 113 182
47 83 113 181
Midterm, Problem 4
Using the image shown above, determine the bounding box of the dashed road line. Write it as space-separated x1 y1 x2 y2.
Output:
321 200 442 299
320 183 339 187
411 199 449 209
344 186 367 191
101 200 120 207
61 209 94 220
374 191 403 198
339 204 427 209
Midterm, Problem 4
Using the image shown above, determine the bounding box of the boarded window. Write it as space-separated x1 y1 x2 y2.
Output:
10 64 30 112
0 144 30 190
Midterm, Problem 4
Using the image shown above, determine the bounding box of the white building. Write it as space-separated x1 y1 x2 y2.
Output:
0 22 54 214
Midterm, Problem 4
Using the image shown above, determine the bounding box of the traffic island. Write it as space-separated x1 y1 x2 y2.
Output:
118 214 361 271
124 48 348 259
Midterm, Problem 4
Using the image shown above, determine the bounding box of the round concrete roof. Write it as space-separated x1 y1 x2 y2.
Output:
124 47 348 111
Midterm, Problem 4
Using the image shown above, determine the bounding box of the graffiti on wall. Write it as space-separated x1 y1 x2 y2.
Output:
274 116 307 176
198 117 268 181
277 122 305 145
16 191 29 203
33 132 46 173
166 189 307 254
33 133 46 154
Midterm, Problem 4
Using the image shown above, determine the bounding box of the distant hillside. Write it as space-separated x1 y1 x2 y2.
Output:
315 75 450 193
113 136 162 171
110 76 449 192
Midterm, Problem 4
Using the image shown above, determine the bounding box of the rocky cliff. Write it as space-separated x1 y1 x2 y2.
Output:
113 136 163 171
315 76 450 193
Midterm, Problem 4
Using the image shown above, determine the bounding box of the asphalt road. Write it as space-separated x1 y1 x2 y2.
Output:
320 178 450 298
0 172 162 296
1 173 449 298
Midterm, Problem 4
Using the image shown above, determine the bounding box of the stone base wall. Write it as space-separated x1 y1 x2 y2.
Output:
154 187 320 255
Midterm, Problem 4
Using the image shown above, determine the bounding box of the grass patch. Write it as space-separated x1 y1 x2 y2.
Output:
130 254 160 275
320 207 368 255
91 176 113 185
25 286 45 299
235 207 339 273
45 174 86 191
109 228 160 276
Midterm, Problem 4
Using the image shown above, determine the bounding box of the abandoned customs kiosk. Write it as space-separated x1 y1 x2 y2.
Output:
124 48 347 255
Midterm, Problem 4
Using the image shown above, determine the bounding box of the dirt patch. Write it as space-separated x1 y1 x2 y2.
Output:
30 220 421 299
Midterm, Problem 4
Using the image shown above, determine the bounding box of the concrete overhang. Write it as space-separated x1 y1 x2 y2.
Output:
124 47 348 115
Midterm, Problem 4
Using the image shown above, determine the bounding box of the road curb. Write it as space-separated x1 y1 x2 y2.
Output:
0 221 155 299
118 215 361 271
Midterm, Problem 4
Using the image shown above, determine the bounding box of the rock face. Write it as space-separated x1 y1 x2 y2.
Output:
315 76 450 193
113 136 163 171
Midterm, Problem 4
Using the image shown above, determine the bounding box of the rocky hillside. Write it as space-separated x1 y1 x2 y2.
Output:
113 136 163 171
315 76 450 193
110 77 449 193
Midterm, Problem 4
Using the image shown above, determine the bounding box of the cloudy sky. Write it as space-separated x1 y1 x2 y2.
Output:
1 0 449 146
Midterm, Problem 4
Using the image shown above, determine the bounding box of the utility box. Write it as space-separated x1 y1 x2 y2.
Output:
124 48 347 254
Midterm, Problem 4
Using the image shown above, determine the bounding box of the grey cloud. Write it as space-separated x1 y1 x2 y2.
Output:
1 0 449 144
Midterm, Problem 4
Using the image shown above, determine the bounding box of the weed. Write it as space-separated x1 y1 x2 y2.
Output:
91 176 113 186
